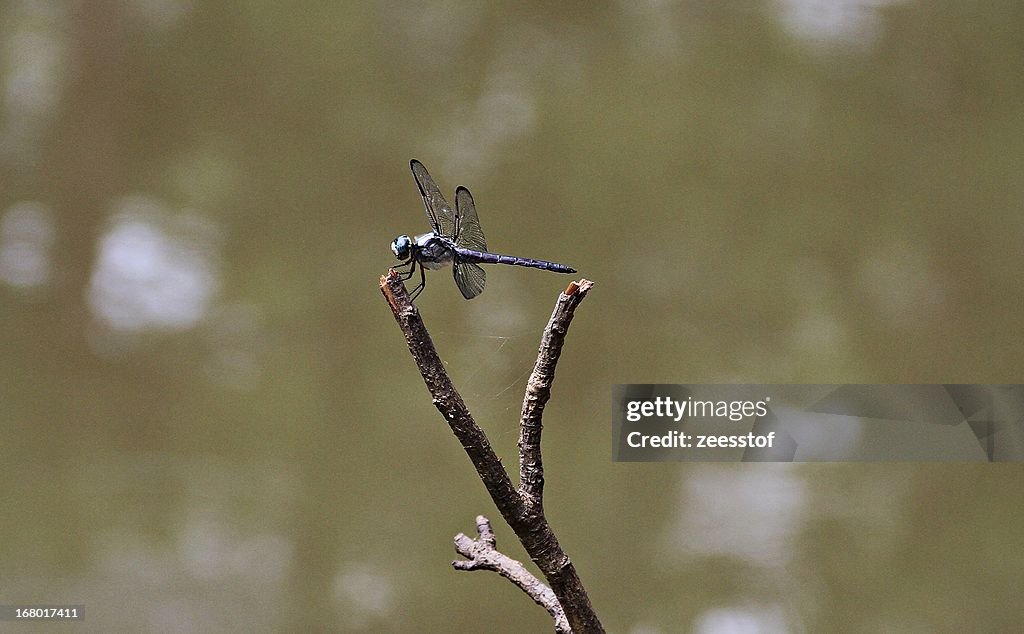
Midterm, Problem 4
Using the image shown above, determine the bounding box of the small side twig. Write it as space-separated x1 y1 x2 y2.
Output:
453 515 570 634
381 271 602 633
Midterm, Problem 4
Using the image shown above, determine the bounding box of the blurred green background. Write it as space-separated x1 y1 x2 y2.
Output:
2 1 1022 631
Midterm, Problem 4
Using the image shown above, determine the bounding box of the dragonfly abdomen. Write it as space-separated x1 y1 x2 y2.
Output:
455 247 576 274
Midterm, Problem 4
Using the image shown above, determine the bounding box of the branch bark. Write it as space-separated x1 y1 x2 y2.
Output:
380 270 601 633
519 279 587 510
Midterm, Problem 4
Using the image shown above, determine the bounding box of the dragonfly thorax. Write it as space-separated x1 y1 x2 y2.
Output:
413 233 455 269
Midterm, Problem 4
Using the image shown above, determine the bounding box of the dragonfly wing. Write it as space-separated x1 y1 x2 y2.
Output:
453 261 486 299
410 159 455 238
454 186 487 251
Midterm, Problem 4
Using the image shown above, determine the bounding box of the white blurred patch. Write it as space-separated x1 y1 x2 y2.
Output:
857 241 947 332
333 564 395 629
380 1 485 66
694 604 790 634
666 466 807 567
131 0 193 31
447 74 537 177
775 0 903 49
178 510 292 584
0 1 66 160
0 201 55 287
441 25 581 177
789 313 848 356
88 196 220 332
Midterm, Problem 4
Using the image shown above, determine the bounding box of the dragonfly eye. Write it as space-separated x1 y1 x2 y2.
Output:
391 235 411 260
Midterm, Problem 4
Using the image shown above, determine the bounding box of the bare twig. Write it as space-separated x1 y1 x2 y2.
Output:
519 279 593 510
454 515 570 633
380 271 602 633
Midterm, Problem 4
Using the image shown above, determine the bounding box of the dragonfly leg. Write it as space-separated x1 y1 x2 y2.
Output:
408 262 426 300
395 259 415 280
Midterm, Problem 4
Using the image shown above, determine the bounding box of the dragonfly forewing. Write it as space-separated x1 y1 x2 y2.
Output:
454 186 487 252
410 159 456 238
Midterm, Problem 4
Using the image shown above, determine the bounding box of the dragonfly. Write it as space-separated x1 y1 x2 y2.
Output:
391 159 576 300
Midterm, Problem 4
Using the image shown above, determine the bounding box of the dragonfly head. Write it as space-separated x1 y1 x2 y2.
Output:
391 235 412 261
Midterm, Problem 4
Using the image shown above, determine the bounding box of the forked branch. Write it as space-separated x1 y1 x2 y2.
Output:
380 270 601 633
